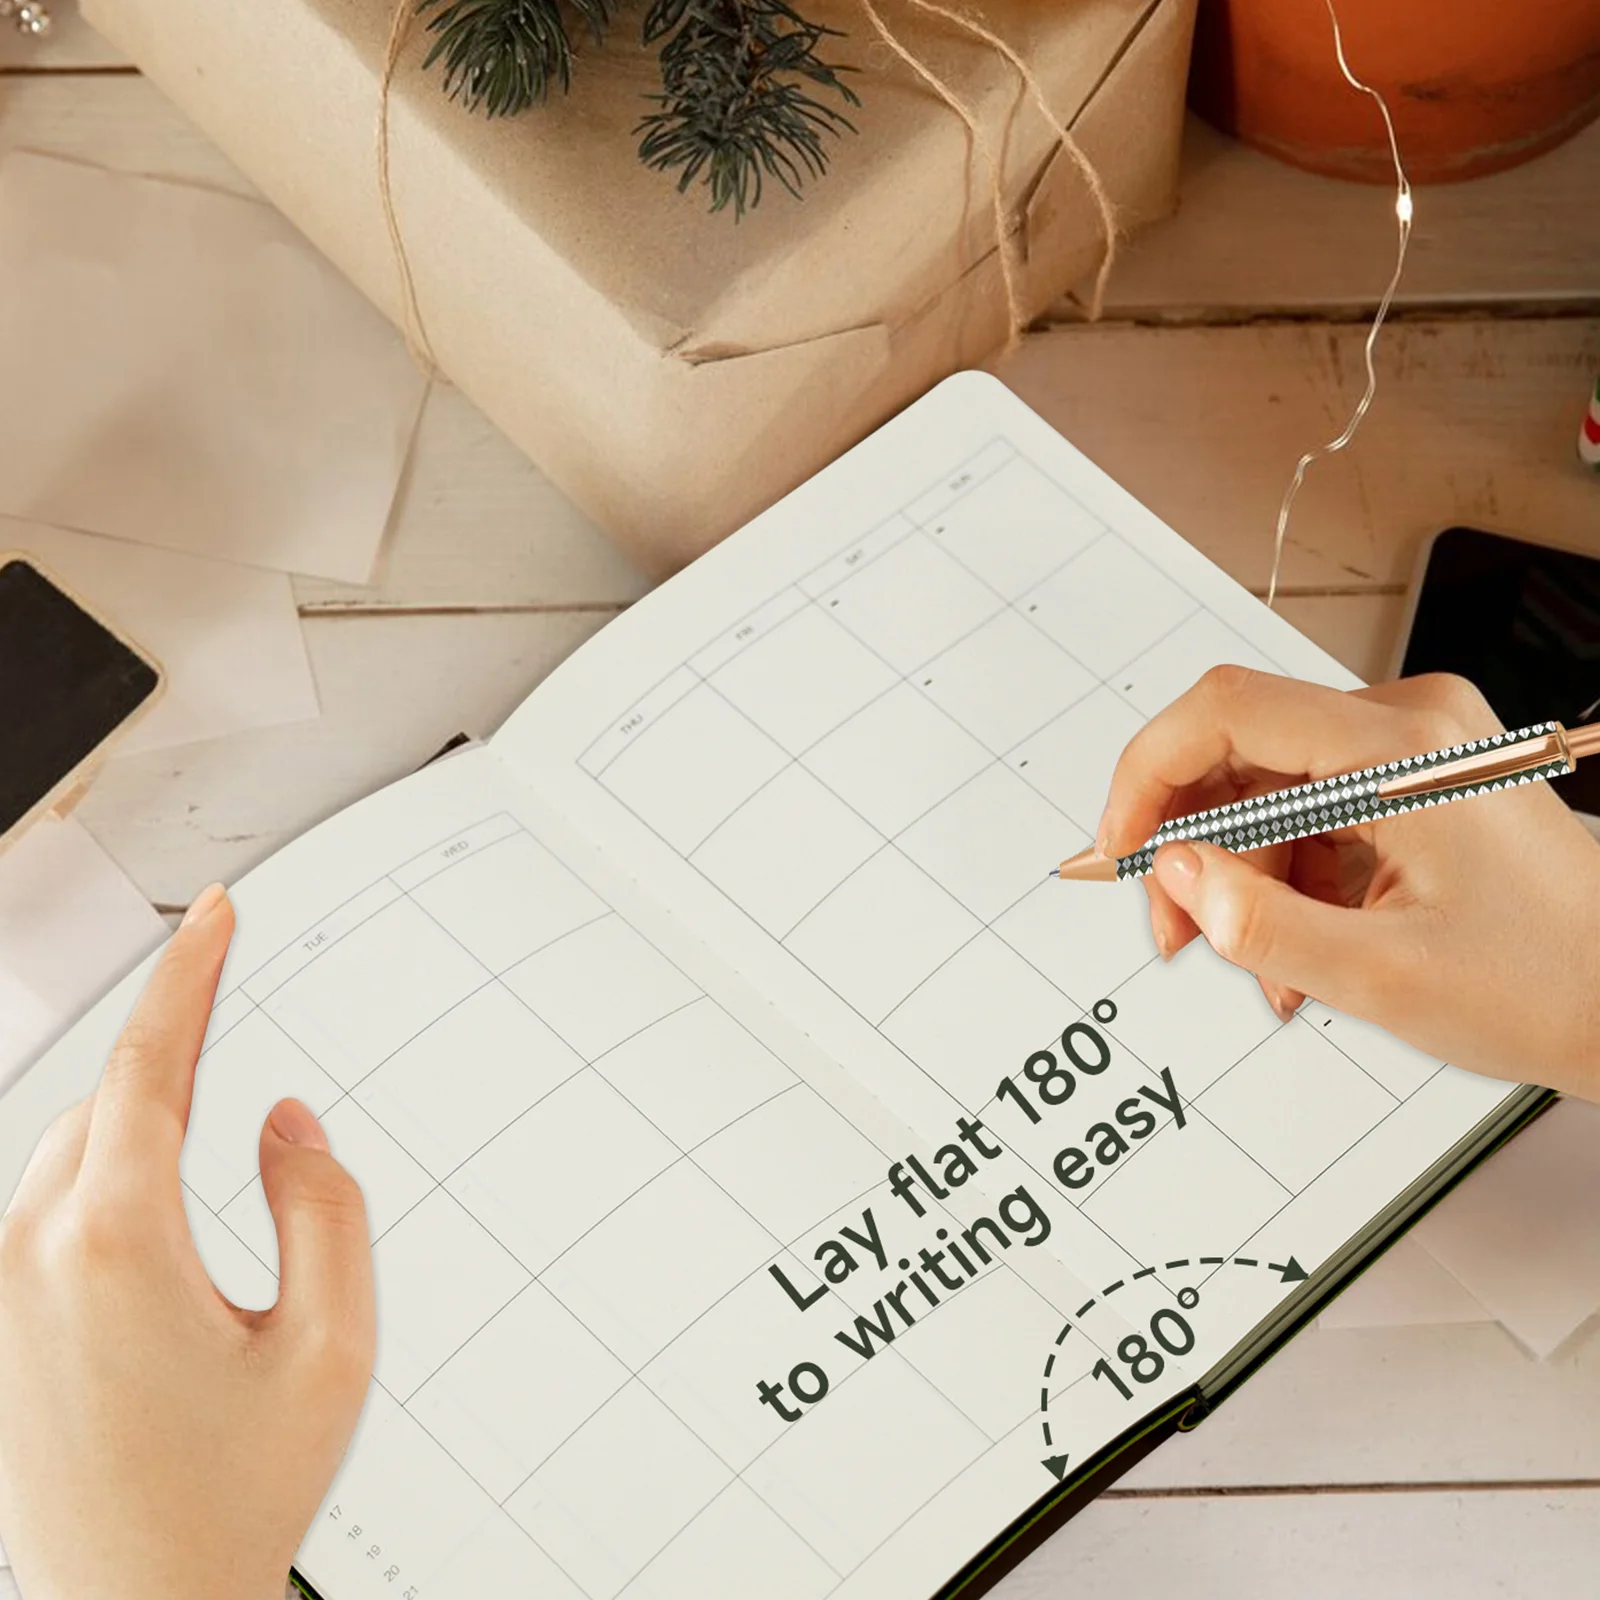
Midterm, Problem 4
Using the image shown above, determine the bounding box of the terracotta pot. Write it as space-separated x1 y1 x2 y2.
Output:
1189 0 1600 183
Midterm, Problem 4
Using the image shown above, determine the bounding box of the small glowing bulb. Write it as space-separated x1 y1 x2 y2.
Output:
1396 188 1414 224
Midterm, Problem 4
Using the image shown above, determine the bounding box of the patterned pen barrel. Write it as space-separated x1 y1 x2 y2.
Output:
1067 722 1584 883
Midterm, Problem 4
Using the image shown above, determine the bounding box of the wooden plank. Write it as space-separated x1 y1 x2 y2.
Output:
77 611 608 907
1270 592 1406 684
997 317 1600 594
991 1483 1600 1598
1121 1320 1600 1488
305 458 1386 632
0 72 259 192
0 0 125 70
1067 113 1600 318
1118 592 1403 685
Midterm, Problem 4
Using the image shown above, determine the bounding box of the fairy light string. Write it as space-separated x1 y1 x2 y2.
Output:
1266 0 1413 610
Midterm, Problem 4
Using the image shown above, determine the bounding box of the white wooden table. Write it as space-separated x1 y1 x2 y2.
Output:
4 11 1600 1594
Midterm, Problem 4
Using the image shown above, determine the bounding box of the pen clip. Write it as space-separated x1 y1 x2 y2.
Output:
1374 725 1572 801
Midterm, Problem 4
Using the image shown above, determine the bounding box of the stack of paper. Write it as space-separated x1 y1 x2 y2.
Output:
0 816 167 1100
0 149 431 761
1322 1098 1600 1358
0 152 426 582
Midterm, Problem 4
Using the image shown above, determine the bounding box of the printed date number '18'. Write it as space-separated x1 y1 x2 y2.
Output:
325 1504 418 1597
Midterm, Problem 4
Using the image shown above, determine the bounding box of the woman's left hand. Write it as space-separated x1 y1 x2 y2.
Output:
0 885 376 1600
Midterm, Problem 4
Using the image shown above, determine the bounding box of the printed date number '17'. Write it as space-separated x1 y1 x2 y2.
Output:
325 1504 418 1597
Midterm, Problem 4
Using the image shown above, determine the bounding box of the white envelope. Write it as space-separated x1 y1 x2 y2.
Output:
0 152 427 582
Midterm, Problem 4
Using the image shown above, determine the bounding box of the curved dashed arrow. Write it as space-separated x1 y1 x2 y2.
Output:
1038 1253 1307 1479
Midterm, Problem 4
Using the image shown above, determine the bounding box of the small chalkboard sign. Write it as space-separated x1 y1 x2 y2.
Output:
0 554 163 847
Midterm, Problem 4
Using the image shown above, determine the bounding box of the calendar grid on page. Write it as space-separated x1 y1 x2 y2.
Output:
577 438 1443 1284
178 805 1123 1600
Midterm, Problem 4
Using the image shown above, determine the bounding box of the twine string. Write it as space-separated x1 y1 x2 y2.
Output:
902 0 1122 321
857 0 1026 351
379 0 441 376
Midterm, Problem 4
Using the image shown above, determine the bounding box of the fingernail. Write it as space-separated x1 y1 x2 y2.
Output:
1153 921 1173 961
1095 812 1115 856
269 1098 329 1151
182 882 228 928
1155 843 1201 884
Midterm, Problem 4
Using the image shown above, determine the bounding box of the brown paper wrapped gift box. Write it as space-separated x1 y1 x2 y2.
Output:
81 0 1196 575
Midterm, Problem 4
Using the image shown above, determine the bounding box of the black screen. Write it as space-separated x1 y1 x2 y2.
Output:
1400 527 1600 815
0 558 161 834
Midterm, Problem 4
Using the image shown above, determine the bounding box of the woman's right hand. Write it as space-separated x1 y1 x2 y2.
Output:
1097 668 1600 1098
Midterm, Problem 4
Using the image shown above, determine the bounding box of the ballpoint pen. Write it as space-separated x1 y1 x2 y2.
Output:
1055 719 1600 883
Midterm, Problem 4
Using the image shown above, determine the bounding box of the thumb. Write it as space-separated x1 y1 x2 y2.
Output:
257 1098 375 1374
1152 842 1378 1015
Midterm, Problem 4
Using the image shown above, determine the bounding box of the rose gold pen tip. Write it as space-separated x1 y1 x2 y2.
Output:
1055 847 1119 883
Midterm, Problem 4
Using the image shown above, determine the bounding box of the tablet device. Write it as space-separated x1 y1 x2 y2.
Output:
1395 525 1600 819
0 554 164 849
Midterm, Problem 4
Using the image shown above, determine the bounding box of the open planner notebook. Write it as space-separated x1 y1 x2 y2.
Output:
0 374 1547 1600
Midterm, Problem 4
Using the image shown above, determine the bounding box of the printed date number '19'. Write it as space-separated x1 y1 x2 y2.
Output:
325 1504 418 1597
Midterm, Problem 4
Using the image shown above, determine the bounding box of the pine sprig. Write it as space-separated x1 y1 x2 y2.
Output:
636 0 858 216
412 0 858 211
417 0 616 116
